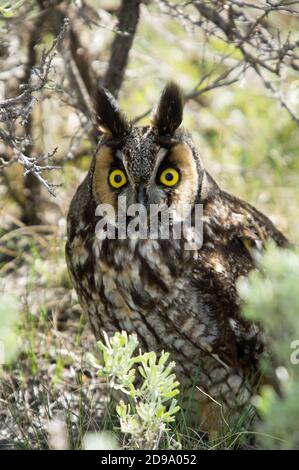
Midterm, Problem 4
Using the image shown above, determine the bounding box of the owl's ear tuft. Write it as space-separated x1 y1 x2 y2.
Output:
96 87 131 138
151 82 184 136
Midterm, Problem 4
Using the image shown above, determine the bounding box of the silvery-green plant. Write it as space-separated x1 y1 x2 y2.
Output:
0 0 26 17
238 244 299 449
87 331 180 449
0 293 20 369
83 431 118 451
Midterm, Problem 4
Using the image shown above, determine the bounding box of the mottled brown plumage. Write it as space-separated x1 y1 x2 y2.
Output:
66 83 288 430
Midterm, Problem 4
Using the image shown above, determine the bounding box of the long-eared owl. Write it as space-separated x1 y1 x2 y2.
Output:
66 83 288 430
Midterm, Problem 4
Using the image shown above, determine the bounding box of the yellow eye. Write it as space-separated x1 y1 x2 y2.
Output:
109 169 127 189
159 168 180 187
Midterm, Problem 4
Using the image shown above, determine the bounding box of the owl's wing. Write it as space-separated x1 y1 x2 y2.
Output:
193 172 288 370
201 172 288 266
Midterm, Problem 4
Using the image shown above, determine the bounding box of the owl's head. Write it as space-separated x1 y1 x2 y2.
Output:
92 83 204 216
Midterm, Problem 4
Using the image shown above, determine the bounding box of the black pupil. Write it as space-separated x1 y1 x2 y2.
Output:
114 174 122 183
165 172 173 181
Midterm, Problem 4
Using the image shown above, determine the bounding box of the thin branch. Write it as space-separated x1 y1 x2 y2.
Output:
158 0 299 125
0 20 68 196
133 62 247 124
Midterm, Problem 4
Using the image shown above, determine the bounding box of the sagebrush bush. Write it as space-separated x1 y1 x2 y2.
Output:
87 331 180 449
238 244 299 449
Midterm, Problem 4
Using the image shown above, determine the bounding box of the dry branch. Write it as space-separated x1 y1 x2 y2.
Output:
0 19 69 196
102 0 142 97
158 0 299 125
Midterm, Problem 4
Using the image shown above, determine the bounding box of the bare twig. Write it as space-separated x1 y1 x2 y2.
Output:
0 19 69 196
158 0 299 125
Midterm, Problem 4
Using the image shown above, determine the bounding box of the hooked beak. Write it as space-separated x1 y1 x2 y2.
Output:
137 184 148 207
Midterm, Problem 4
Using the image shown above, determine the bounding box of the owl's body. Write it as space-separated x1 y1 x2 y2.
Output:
66 84 288 426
